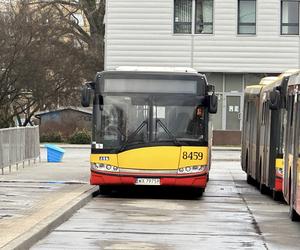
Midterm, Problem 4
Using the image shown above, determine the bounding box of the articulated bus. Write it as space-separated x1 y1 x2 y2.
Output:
242 72 294 200
241 77 277 189
81 67 217 196
241 84 264 185
282 71 300 221
258 74 290 200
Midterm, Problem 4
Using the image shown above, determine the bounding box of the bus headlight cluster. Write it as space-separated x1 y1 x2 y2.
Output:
276 167 283 176
91 163 120 172
177 165 207 174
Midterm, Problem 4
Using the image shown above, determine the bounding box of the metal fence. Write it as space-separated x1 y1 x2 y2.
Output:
0 126 40 173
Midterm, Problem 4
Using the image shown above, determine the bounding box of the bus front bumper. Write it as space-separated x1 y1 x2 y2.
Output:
90 170 208 188
274 176 283 191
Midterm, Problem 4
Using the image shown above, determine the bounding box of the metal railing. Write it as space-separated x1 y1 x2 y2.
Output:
0 126 40 174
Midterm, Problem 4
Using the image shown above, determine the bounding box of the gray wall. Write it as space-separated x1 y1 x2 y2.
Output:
106 0 299 73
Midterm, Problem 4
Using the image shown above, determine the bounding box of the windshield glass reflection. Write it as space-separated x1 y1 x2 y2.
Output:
93 95 207 151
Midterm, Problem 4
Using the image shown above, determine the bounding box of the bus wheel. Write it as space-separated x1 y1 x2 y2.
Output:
290 206 300 221
193 188 204 198
272 190 282 201
247 175 254 185
260 183 269 195
99 185 112 195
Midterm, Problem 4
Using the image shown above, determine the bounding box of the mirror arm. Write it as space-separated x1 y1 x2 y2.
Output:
85 81 95 90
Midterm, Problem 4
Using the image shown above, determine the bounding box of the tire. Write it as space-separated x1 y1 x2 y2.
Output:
99 185 112 195
260 183 269 195
272 190 282 201
289 205 300 222
193 188 204 198
247 175 254 185
289 180 300 221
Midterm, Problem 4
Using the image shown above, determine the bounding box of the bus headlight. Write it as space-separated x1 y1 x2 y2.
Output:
276 167 283 176
91 163 120 173
177 165 207 174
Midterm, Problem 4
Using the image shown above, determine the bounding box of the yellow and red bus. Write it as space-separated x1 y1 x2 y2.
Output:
282 70 300 221
241 77 277 190
81 67 217 196
241 72 295 200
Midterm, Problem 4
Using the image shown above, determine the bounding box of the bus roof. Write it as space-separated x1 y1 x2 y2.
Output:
263 69 300 89
279 69 299 77
115 66 198 74
283 69 300 86
259 77 278 85
245 85 263 95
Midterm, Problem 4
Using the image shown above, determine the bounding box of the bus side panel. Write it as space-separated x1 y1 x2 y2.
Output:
259 101 268 186
241 97 248 173
294 97 300 215
283 95 294 203
269 110 281 191
296 159 300 214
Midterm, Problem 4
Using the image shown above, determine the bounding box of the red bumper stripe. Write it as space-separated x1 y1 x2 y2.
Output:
90 171 208 188
275 176 283 192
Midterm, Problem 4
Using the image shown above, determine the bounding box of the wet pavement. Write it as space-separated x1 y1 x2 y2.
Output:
0 147 93 249
0 148 90 221
32 152 300 250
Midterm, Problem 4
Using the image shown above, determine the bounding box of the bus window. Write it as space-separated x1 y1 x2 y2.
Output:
187 106 205 139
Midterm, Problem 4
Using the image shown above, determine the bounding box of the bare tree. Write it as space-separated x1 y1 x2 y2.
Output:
0 1 94 127
29 0 105 73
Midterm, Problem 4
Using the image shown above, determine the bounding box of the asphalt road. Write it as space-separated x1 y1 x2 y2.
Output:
32 152 300 250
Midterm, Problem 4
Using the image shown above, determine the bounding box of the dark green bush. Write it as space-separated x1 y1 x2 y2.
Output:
68 129 91 144
40 131 63 143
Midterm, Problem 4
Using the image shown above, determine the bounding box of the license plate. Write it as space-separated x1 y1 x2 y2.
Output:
135 178 160 186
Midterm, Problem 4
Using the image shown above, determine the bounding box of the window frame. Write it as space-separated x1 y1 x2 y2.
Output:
237 0 256 35
194 0 214 34
173 0 193 34
281 0 300 35
173 0 214 35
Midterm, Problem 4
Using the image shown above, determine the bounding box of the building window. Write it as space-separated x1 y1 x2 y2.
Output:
238 0 256 35
195 0 213 34
174 0 213 34
281 0 299 35
174 0 192 34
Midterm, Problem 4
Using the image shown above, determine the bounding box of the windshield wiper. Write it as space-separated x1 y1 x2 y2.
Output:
118 120 148 151
156 119 182 146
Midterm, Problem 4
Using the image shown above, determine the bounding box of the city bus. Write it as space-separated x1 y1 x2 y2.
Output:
81 67 217 196
282 70 300 221
241 77 276 188
241 74 290 200
258 74 290 200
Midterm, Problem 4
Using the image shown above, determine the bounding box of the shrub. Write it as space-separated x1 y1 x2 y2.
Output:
40 131 63 143
68 129 91 144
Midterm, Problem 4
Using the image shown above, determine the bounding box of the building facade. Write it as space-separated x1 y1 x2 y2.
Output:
105 0 300 135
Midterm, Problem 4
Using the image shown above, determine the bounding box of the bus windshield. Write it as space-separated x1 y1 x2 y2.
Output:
93 94 208 152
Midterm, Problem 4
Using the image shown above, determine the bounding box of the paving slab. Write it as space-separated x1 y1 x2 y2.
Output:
0 147 97 250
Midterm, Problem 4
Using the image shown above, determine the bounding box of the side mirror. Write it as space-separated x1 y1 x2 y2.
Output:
81 85 92 107
269 89 280 110
208 93 218 114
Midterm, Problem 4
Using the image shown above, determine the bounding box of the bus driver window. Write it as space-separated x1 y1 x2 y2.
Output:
187 106 205 139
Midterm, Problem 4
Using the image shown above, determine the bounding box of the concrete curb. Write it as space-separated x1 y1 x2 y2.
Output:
2 186 98 250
